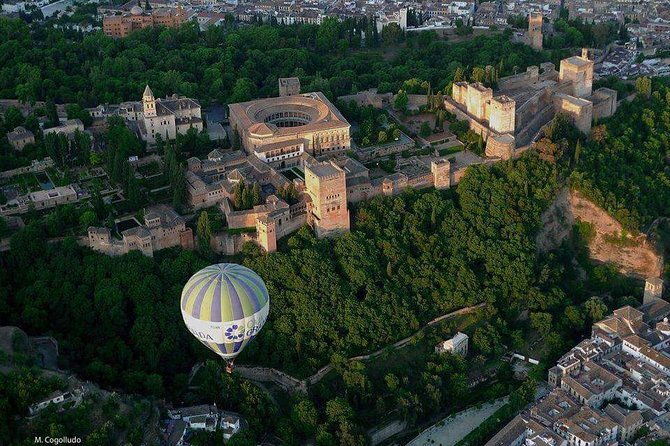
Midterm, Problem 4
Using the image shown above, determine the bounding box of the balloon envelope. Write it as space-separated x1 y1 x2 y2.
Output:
180 263 269 361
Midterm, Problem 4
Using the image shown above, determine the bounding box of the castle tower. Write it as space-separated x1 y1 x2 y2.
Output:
489 95 516 134
559 49 594 98
485 134 515 160
528 12 543 50
644 277 665 304
305 161 350 238
466 83 493 121
256 216 277 253
278 78 301 97
431 159 451 189
143 85 157 118
399 8 408 30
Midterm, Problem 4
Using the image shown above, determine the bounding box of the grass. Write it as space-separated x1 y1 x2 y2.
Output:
454 403 516 446
142 173 169 191
224 226 256 235
291 167 304 179
136 161 162 177
574 220 596 243
2 173 41 193
282 170 299 181
438 146 464 156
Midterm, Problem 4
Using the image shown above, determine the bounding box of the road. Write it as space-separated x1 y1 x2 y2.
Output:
406 397 509 446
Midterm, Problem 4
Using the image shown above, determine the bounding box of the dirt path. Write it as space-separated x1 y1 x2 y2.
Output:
190 303 487 394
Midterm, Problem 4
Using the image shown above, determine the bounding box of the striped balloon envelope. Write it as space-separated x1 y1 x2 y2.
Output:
180 263 270 371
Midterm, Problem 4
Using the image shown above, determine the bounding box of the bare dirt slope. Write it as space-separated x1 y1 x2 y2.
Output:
537 188 662 278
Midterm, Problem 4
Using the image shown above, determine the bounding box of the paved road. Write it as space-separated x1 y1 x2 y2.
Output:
406 397 509 446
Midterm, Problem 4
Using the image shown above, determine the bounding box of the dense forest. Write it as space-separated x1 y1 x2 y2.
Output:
0 17 566 107
567 79 670 232
0 12 657 446
0 149 641 444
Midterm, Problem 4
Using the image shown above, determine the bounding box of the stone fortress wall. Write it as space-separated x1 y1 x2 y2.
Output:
445 48 618 160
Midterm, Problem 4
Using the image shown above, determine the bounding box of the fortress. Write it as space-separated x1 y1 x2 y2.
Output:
445 49 618 160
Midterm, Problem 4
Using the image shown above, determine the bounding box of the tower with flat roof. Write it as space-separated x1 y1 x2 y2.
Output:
529 12 543 50
305 161 350 238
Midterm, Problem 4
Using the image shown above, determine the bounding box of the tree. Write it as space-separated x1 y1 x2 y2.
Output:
325 398 354 425
171 163 187 211
584 297 608 322
291 399 318 437
419 121 432 138
65 104 92 127
79 209 97 231
45 99 59 128
3 106 24 130
196 211 213 256
317 17 340 52
530 312 553 334
251 183 262 207
635 76 652 98
381 23 403 45
454 67 465 82
473 323 503 356
394 90 409 112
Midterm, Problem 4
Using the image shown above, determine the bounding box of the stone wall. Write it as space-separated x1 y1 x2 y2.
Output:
554 94 593 134
592 87 618 121
220 198 267 229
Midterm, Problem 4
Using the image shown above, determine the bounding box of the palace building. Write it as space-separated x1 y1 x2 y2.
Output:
228 80 351 165
138 85 203 144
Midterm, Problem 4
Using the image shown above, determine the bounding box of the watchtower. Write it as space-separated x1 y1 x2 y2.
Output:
528 12 543 50
305 161 350 238
489 95 516 134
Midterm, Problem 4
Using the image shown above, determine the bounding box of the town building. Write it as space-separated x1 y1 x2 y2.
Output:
488 277 670 446
28 185 84 211
164 405 243 444
528 12 543 50
102 5 186 38
278 77 301 97
305 160 350 238
28 386 86 416
6 126 35 151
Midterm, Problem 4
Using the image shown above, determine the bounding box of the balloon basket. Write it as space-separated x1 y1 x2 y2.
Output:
225 362 233 374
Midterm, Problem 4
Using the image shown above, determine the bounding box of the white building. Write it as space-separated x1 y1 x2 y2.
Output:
221 415 241 441
139 85 204 144
435 332 469 356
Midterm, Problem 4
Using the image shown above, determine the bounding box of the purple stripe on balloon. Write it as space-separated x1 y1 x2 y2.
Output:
236 275 262 313
222 275 245 320
191 275 217 319
210 274 223 322
232 339 245 353
237 270 265 301
181 274 214 310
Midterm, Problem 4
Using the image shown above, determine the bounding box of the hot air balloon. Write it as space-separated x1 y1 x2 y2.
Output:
180 263 270 373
